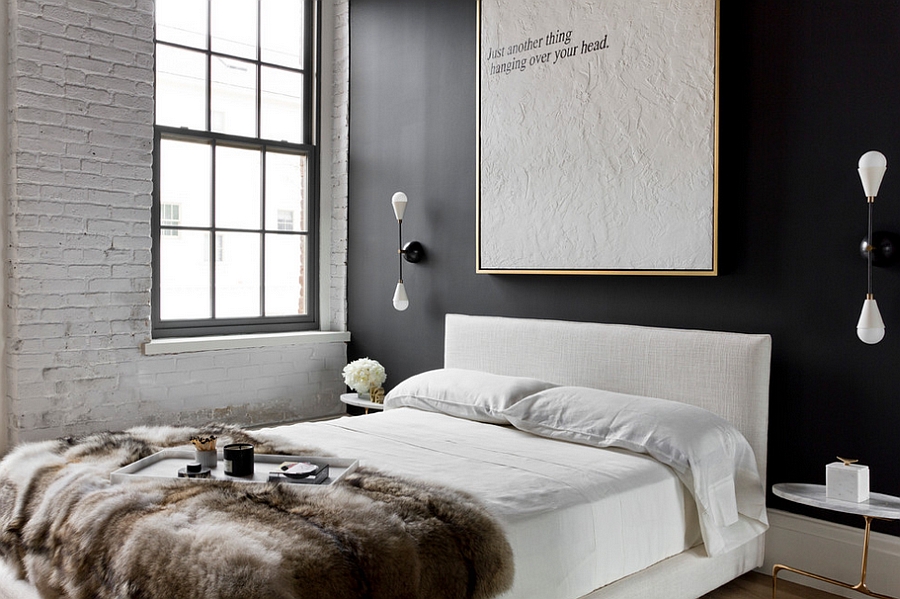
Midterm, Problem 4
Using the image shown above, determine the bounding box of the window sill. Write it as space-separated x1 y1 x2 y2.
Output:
142 330 351 356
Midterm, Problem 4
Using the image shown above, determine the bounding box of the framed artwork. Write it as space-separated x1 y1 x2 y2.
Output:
477 0 719 275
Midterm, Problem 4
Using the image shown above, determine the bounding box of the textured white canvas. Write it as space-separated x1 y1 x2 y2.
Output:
479 0 717 271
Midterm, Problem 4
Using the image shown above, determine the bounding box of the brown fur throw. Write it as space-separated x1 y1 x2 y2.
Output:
0 424 514 599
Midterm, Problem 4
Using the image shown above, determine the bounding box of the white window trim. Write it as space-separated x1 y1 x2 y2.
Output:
142 330 350 355
143 0 349 350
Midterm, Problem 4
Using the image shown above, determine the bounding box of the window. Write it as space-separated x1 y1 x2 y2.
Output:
152 0 318 338
160 203 181 236
277 209 294 231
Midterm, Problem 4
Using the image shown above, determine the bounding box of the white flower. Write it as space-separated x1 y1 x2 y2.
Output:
342 358 386 395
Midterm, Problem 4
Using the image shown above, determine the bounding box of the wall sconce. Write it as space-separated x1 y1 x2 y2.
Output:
856 151 899 344
391 192 424 311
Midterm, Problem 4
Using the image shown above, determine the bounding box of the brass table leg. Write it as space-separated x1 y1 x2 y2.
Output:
772 516 895 599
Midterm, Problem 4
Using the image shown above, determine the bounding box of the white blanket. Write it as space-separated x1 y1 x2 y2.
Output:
501 386 769 556
259 409 705 599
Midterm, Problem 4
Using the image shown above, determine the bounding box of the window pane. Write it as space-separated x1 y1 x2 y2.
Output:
160 138 211 227
161 203 181 236
211 57 257 137
211 0 258 59
216 232 261 318
156 46 206 129
261 67 303 143
216 146 261 229
160 230 211 320
156 0 207 49
265 152 306 231
265 234 306 316
276 210 294 230
261 0 303 68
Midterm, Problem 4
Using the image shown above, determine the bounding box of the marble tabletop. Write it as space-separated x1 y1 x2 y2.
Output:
773 483 900 520
340 393 385 411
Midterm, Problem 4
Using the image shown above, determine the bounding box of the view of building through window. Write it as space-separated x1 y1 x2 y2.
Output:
153 0 315 335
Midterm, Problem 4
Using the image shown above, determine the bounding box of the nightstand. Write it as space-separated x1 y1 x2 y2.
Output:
772 482 900 599
340 393 385 415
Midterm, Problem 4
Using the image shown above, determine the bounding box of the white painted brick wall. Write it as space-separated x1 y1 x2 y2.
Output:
5 0 351 445
330 0 349 330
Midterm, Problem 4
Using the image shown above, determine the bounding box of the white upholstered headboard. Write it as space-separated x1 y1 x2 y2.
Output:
443 314 773 485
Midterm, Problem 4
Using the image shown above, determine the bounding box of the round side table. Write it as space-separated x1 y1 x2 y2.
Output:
772 482 900 599
340 393 385 415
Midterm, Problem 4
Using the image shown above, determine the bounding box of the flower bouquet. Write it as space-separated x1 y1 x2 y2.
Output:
342 358 387 402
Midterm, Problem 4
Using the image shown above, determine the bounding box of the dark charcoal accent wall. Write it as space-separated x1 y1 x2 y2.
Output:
348 0 900 532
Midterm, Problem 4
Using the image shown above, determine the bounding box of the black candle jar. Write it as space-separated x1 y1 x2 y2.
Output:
223 443 254 477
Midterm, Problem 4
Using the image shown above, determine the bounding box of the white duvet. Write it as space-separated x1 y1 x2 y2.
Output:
260 409 707 599
501 386 769 557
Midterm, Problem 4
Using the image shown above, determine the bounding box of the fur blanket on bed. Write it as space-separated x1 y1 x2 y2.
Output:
0 425 514 599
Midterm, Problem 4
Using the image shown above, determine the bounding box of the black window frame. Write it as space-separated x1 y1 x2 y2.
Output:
151 0 321 339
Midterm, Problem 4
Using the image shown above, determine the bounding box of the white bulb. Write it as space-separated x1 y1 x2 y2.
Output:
858 151 887 198
392 281 409 311
857 298 885 344
858 327 885 344
859 151 887 169
391 192 408 222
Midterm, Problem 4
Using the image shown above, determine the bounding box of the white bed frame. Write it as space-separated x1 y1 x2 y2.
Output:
443 314 773 599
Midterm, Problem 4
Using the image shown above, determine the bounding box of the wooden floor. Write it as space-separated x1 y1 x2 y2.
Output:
701 572 842 599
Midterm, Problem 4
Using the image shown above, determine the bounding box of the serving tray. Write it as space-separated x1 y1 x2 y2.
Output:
110 448 358 486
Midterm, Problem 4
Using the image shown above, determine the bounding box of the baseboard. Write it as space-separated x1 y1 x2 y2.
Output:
760 508 900 598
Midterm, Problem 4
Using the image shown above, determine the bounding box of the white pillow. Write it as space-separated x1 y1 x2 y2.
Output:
384 368 557 423
502 386 767 556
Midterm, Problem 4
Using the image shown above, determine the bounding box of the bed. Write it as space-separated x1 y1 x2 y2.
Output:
0 314 771 599
450 314 772 598
263 314 772 599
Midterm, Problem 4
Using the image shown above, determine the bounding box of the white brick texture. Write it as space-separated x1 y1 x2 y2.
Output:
5 0 351 444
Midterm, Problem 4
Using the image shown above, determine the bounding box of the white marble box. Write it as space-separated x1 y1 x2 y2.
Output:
826 461 869 502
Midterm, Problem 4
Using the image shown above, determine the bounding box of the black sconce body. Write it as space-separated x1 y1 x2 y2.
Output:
860 231 900 267
402 240 425 263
